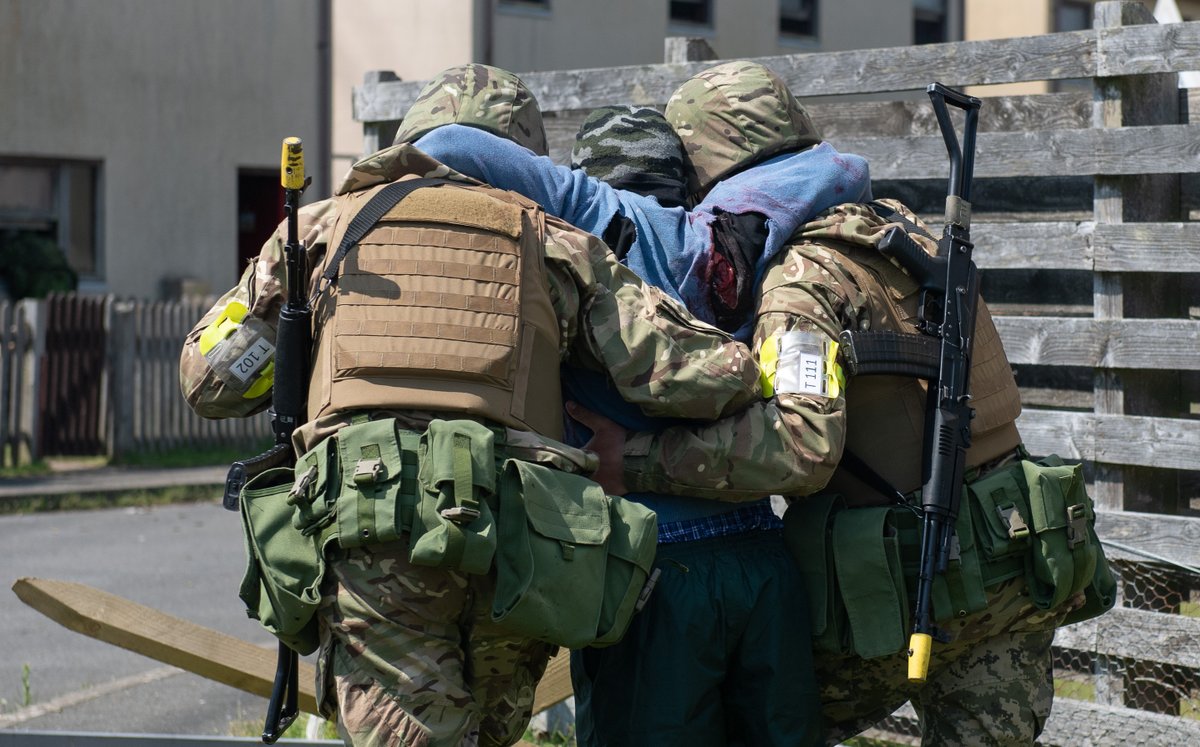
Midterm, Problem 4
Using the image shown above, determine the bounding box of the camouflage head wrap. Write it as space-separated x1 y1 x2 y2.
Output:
569 105 688 208
665 60 822 195
393 64 549 155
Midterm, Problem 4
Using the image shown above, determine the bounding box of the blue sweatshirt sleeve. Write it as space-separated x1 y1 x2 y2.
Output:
414 125 621 237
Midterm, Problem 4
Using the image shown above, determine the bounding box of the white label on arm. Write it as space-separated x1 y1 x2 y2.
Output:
230 337 275 382
774 331 832 399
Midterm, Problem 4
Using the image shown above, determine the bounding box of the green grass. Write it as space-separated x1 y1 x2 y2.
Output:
1054 677 1096 702
523 728 576 746
229 712 338 740
1181 601 1199 618
114 441 271 469
0 484 221 515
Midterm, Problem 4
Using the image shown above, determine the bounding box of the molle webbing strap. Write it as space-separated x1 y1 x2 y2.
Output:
320 178 454 292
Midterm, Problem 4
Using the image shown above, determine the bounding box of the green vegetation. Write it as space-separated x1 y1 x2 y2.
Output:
523 728 576 746
114 441 270 469
0 484 220 515
228 712 338 740
1054 677 1096 702
20 664 32 708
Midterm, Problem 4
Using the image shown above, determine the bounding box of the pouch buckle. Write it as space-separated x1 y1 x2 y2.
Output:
1066 503 1088 548
353 458 384 487
439 505 481 524
287 465 318 506
996 502 1030 540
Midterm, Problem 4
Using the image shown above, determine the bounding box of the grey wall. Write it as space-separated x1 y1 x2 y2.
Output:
0 0 323 299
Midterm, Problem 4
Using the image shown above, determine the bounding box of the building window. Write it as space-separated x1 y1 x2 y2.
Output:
0 159 100 295
670 0 712 26
914 0 948 44
780 0 817 38
1056 0 1093 31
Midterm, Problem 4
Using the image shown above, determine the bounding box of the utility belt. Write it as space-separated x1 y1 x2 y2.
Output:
237 416 657 656
783 453 1116 660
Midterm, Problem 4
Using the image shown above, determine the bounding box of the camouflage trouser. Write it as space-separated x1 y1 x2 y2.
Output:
315 539 555 747
816 577 1077 747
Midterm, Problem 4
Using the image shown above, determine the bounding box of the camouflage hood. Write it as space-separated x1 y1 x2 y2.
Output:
392 64 548 156
569 105 688 208
666 60 822 196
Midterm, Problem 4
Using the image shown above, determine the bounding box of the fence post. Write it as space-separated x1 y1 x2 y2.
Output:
1090 0 1182 514
16 298 45 465
1091 0 1184 716
107 300 137 461
361 70 401 156
664 37 716 64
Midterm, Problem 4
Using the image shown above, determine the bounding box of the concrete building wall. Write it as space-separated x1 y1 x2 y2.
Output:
0 0 322 299
331 0 475 178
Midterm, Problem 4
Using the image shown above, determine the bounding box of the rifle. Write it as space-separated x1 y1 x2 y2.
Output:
837 83 982 682
222 136 312 742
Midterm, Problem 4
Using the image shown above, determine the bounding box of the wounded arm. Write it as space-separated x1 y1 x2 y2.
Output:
622 277 851 501
544 221 761 420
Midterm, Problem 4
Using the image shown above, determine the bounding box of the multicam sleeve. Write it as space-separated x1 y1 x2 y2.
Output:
179 198 337 419
542 218 761 420
621 244 854 501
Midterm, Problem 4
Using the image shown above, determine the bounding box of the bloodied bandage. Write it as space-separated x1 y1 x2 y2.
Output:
759 330 844 400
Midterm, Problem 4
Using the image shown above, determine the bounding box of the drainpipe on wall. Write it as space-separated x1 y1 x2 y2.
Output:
316 0 333 198
476 0 494 65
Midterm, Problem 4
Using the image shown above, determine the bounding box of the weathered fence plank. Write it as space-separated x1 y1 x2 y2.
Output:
840 124 1200 181
1018 410 1200 472
995 318 1200 370
355 22 1200 122
1053 607 1200 669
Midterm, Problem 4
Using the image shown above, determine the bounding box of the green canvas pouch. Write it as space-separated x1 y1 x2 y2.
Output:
783 494 846 654
930 493 989 623
290 435 337 543
492 458 611 648
334 417 419 550
1022 457 1099 611
967 464 1033 562
592 494 658 647
238 465 322 655
832 506 909 659
410 419 499 575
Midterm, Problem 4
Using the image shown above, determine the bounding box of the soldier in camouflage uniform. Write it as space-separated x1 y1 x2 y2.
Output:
180 64 763 747
576 60 1111 745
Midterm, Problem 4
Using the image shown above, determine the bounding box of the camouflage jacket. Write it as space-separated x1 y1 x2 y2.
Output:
623 200 960 500
180 144 761 460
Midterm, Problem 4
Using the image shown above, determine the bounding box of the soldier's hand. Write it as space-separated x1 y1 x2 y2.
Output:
566 401 628 495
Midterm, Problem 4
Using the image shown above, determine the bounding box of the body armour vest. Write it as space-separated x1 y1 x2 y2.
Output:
307 178 564 440
819 210 1023 506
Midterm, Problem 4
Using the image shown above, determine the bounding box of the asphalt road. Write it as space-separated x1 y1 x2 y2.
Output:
0 498 323 738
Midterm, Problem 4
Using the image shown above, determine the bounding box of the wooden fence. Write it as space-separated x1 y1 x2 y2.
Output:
0 295 270 465
355 1 1200 742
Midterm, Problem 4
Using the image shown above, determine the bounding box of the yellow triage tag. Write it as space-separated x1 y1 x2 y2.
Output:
759 330 844 400
198 300 276 399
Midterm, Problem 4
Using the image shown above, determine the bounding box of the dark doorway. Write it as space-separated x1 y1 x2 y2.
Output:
237 170 283 275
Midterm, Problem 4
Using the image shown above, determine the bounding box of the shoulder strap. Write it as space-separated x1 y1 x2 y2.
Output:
318 177 454 293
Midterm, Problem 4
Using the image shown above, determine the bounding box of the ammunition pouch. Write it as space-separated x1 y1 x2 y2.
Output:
237 416 657 654
411 419 499 576
238 465 325 655
492 459 657 649
784 455 1115 659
